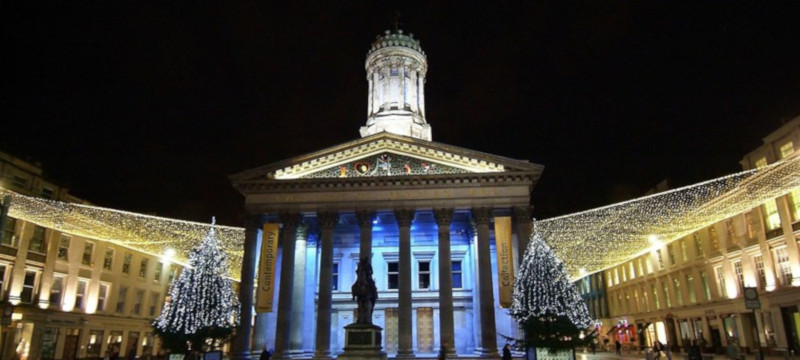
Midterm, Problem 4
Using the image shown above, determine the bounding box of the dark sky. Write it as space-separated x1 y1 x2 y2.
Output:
3 2 800 226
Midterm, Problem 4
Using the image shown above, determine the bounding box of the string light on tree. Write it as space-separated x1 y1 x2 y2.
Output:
510 224 593 351
153 217 241 353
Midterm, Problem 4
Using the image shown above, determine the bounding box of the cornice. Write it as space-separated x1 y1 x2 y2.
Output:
232 171 542 195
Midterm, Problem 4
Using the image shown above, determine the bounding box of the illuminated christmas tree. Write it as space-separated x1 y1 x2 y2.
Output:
153 218 241 353
510 225 593 352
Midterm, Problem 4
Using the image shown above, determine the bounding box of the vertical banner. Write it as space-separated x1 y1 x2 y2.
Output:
494 216 514 308
256 223 280 313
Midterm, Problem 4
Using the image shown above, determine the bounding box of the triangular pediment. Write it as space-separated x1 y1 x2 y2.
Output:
231 132 543 182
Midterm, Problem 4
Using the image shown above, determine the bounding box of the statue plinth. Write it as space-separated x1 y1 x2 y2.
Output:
338 323 387 360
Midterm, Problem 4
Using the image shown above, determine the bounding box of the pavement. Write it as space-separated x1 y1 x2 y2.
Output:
574 350 796 360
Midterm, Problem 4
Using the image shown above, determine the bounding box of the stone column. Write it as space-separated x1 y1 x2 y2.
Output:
274 213 301 359
395 209 415 358
472 208 500 358
314 212 339 360
233 214 262 360
289 224 310 354
512 206 533 264
434 208 456 356
356 210 376 261
775 196 800 286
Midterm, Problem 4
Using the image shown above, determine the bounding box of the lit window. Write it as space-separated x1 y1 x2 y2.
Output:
779 141 794 159
789 189 800 222
103 249 114 270
50 276 65 307
763 200 781 231
680 239 688 262
620 266 627 282
21 270 38 303
700 271 712 301
694 233 704 258
116 287 128 313
662 282 671 307
672 277 683 306
645 257 653 274
168 265 177 283
667 244 676 265
0 265 7 298
387 262 399 290
715 265 727 297
122 253 132 274
332 263 339 291
41 187 54 199
754 157 767 168
754 256 767 290
656 250 665 270
98 283 109 312
637 259 644 277
726 220 738 247
154 262 163 282
418 261 431 289
75 279 88 310
30 226 46 253
133 289 144 315
139 259 149 278
773 247 793 286
12 175 27 188
614 268 620 284
82 242 94 266
733 260 744 289
1 217 15 246
58 235 70 260
452 261 463 289
149 292 160 316
686 274 697 303
652 285 660 310
629 262 636 279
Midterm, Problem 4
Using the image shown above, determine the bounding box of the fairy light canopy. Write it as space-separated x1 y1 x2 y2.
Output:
0 189 244 280
1 154 797 282
539 152 800 279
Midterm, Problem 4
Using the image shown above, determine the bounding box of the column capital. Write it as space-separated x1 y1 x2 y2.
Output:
512 206 534 224
471 207 492 226
241 213 264 229
433 208 453 226
318 212 339 230
296 223 311 239
355 210 376 228
394 209 415 227
279 213 302 228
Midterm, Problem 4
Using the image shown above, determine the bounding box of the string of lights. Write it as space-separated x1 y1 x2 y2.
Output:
0 189 244 280
1 154 797 282
539 153 800 279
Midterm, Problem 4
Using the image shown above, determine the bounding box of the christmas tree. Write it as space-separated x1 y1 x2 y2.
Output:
153 218 241 353
510 225 593 351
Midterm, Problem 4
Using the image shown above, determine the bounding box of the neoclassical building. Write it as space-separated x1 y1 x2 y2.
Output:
230 29 543 359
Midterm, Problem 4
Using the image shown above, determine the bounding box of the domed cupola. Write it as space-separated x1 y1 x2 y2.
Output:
360 29 432 141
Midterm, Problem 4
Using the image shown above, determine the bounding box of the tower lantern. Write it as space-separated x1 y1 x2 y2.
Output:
360 29 432 141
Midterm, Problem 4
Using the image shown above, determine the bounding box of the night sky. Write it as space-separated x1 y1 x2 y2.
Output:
4 2 800 226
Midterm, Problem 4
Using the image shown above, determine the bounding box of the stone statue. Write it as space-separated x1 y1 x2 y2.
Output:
352 257 378 324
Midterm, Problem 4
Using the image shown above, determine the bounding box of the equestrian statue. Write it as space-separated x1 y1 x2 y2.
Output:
352 257 378 324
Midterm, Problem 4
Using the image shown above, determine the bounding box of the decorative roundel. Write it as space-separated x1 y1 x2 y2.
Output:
354 162 370 175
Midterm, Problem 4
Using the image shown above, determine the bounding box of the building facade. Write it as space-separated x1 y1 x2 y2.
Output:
230 29 543 359
0 151 183 360
589 116 800 355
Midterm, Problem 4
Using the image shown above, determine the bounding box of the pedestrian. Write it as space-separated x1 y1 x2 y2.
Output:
439 346 448 360
503 344 512 360
615 340 622 356
590 339 597 355
653 341 662 360
260 347 272 360
726 338 740 360
127 347 137 360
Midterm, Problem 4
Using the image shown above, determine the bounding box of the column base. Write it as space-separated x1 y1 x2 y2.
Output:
473 347 501 358
395 350 416 358
313 350 335 360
